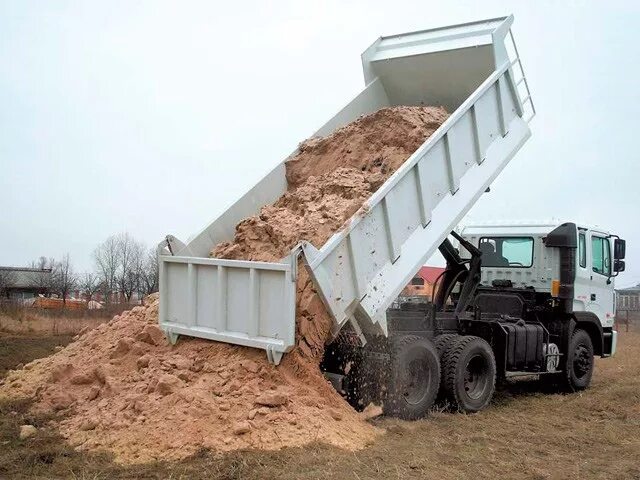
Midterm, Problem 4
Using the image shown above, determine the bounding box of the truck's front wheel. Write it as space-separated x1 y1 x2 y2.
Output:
442 336 496 413
563 328 594 391
383 335 440 420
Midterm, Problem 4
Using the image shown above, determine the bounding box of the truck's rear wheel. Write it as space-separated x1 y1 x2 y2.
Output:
435 334 458 356
383 335 440 420
442 336 496 413
434 334 459 401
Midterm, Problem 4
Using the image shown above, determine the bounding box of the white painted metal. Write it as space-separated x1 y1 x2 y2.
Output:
159 254 297 364
460 222 618 330
159 15 534 362
581 230 616 329
302 61 530 337
460 223 562 292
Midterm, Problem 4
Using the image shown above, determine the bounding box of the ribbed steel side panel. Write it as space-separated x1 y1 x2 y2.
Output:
159 256 296 364
301 62 530 336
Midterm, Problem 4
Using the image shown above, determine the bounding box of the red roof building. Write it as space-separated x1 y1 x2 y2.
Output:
400 266 446 299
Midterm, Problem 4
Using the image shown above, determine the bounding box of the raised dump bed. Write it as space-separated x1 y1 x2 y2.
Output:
158 15 534 364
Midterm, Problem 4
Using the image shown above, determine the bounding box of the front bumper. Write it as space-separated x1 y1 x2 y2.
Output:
603 329 618 357
610 330 618 357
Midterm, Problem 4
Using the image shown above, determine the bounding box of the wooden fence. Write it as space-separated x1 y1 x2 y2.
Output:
615 309 639 333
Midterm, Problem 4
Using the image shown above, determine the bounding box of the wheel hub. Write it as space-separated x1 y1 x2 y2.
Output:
464 354 489 400
403 359 431 405
573 343 591 378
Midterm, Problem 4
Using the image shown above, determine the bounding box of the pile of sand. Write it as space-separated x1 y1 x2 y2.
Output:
212 106 448 357
212 168 387 263
214 106 449 262
0 106 448 464
0 296 379 463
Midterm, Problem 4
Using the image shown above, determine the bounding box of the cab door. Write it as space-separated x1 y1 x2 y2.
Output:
572 229 591 312
587 232 614 327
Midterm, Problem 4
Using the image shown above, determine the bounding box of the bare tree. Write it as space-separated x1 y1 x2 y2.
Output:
116 233 145 302
51 254 77 304
28 256 54 294
0 268 17 299
94 235 120 304
94 232 157 304
80 272 101 302
139 247 159 298
30 257 43 269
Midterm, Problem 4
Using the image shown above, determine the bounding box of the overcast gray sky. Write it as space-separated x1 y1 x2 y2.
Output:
1 1 639 287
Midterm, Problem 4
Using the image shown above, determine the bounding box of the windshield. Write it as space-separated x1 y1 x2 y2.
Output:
479 237 534 268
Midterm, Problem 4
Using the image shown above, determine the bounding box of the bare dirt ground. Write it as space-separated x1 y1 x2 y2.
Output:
0 333 72 378
1 329 638 480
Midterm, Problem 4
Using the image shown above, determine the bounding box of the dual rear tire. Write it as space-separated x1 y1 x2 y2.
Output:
440 335 496 412
382 334 496 419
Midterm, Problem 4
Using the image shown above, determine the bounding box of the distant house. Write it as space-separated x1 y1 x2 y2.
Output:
93 290 143 305
0 266 52 300
616 284 640 311
400 266 446 300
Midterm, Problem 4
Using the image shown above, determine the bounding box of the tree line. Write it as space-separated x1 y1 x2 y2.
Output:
4 233 159 304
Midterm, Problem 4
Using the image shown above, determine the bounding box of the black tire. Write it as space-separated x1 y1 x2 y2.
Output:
442 335 496 413
383 335 440 420
434 334 459 402
435 334 459 356
562 328 594 392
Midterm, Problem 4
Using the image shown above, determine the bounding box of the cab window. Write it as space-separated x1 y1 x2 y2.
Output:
591 236 611 276
479 237 534 268
578 232 586 268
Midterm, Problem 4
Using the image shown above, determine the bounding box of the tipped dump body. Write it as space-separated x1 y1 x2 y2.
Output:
158 15 534 363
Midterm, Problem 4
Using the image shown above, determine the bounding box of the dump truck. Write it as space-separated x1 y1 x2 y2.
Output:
321 221 624 416
157 15 625 418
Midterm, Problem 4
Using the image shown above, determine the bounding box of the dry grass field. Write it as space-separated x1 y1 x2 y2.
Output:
0 314 106 336
0 304 127 336
1 329 638 480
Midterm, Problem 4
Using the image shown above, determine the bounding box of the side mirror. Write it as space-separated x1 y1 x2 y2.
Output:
614 259 626 273
614 238 626 260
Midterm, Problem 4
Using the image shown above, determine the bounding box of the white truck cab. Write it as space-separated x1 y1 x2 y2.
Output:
460 221 625 357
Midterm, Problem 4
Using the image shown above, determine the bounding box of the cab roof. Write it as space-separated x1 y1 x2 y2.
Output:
459 220 611 237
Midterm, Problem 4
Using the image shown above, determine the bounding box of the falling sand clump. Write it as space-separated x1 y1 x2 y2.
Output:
0 106 448 464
